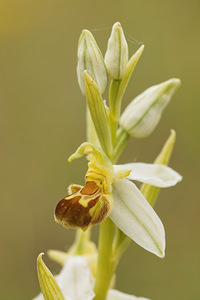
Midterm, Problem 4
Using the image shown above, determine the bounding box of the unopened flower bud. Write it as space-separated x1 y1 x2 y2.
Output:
120 78 181 138
77 30 108 95
105 22 128 80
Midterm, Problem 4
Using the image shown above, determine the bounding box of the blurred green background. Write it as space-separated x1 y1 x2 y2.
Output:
0 0 199 299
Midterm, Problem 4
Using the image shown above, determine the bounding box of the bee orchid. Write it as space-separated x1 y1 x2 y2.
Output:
55 143 182 258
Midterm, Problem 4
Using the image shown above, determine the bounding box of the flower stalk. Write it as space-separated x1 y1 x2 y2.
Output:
93 218 116 300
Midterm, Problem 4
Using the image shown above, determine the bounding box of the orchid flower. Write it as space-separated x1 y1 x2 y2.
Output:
55 143 182 258
33 254 150 300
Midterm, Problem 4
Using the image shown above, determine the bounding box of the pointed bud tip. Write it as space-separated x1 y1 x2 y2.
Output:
166 78 181 89
84 70 95 84
135 44 145 56
37 253 45 262
84 69 89 78
158 78 181 94
160 252 165 259
68 156 73 162
81 29 91 36
113 21 122 28
140 44 145 51
172 78 181 85
170 129 176 140
157 240 165 258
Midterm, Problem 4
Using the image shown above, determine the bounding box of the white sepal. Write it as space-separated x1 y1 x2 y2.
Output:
110 179 165 258
114 163 182 187
107 289 150 300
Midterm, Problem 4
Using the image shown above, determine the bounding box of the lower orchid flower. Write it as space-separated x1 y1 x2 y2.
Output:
33 254 150 300
55 143 182 258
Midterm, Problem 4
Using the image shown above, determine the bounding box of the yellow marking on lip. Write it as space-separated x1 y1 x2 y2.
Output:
79 194 100 208
79 181 101 208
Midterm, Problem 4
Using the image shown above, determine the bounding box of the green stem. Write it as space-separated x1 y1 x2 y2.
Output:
112 128 130 163
93 218 115 300
93 62 141 298
94 86 131 299
93 130 130 299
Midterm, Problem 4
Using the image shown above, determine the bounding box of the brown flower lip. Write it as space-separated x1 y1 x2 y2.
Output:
55 180 112 230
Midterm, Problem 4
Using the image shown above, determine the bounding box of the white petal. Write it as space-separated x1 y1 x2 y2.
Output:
110 179 165 257
114 163 182 187
56 256 95 300
107 289 150 300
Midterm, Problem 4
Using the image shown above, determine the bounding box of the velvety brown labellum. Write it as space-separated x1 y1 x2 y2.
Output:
55 181 112 230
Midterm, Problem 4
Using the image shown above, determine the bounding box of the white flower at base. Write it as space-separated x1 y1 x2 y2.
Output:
33 255 150 300
55 143 182 258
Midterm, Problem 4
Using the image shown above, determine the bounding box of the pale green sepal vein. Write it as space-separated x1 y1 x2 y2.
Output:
37 253 65 300
84 71 113 158
141 130 177 206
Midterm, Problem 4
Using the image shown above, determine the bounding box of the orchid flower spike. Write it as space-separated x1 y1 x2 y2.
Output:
55 143 182 258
